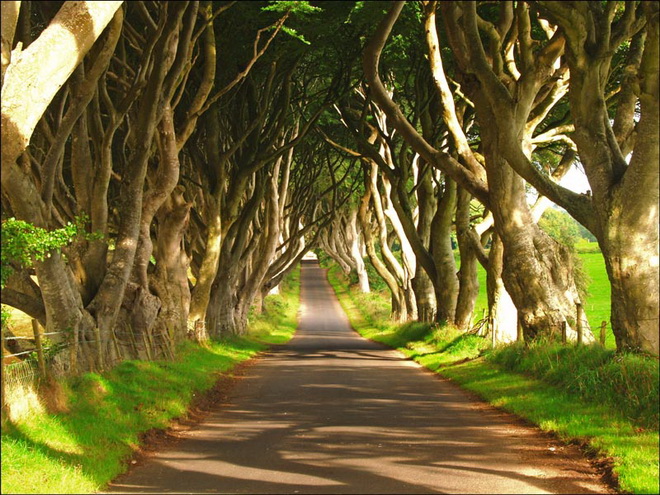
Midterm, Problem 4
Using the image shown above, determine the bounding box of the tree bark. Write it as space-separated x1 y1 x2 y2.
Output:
430 178 458 325
1 1 123 174
346 207 370 293
151 187 192 343
486 235 518 344
455 187 479 331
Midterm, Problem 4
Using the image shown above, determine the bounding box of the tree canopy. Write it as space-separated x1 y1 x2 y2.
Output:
1 0 657 370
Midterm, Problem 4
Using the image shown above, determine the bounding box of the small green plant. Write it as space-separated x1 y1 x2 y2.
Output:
1 215 103 288
1 305 11 330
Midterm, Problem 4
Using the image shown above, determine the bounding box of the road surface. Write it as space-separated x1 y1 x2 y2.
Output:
107 260 611 494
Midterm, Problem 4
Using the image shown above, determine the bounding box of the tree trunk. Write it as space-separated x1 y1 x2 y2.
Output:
151 187 192 343
133 103 181 289
187 192 222 340
412 163 437 322
455 187 479 331
430 178 458 324
346 207 370 293
562 11 659 354
381 175 417 319
486 235 518 344
483 135 590 342
235 161 286 324
358 187 407 322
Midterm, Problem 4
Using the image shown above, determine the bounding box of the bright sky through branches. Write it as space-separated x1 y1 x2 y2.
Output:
560 164 591 194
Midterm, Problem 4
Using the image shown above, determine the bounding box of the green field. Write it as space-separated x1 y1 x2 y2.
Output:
465 242 615 348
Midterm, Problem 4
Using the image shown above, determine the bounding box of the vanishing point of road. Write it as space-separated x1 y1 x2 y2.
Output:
107 260 612 494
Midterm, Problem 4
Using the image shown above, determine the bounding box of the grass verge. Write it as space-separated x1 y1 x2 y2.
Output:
1 266 300 494
327 263 659 495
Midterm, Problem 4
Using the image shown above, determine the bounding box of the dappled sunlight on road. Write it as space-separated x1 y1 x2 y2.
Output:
106 261 612 494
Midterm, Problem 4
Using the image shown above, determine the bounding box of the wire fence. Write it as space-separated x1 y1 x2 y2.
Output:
470 306 614 348
1 320 180 418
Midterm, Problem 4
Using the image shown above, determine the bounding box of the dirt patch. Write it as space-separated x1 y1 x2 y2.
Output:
122 357 259 469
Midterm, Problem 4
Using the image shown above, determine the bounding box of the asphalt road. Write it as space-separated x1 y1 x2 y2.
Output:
106 260 611 494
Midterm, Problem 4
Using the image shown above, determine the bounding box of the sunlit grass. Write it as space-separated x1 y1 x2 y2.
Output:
441 359 659 495
1 266 300 494
463 245 616 349
327 262 659 494
579 251 613 347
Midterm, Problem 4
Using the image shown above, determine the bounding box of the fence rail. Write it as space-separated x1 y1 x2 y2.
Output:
472 303 612 349
1 319 176 423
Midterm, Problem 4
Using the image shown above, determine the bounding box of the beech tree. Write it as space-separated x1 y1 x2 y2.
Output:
518 2 658 355
2 0 656 372
1 1 294 367
363 1 595 343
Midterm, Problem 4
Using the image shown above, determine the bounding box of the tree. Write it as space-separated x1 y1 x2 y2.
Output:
2 1 123 177
363 1 593 343
538 208 581 248
530 2 658 355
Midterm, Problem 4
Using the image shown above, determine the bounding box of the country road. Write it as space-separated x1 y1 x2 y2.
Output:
106 260 612 494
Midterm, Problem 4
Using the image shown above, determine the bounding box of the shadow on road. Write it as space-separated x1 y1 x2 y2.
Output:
106 262 611 494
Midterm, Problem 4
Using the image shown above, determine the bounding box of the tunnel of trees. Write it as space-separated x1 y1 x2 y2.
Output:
1 0 658 375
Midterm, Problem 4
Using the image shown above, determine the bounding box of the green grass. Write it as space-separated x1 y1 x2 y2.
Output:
1 266 300 494
579 252 614 347
440 360 659 495
327 263 659 494
488 340 658 430
462 244 616 349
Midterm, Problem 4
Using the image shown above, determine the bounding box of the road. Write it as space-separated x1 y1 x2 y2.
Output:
106 260 611 494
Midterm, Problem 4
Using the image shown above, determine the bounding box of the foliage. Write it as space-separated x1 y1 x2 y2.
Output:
314 249 334 268
532 208 592 305
0 215 102 288
538 208 583 248
262 1 322 15
1 306 10 331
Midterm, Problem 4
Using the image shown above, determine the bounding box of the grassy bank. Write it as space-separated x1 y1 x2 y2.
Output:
1 267 300 494
326 264 659 494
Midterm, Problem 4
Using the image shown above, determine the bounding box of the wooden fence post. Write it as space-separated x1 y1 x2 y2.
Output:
145 329 155 358
576 303 584 345
69 326 78 375
31 320 47 378
93 327 104 371
490 316 496 348
141 331 153 361
561 321 567 344
128 326 139 358
1 326 8 428
600 321 607 346
166 325 176 357
111 328 121 364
